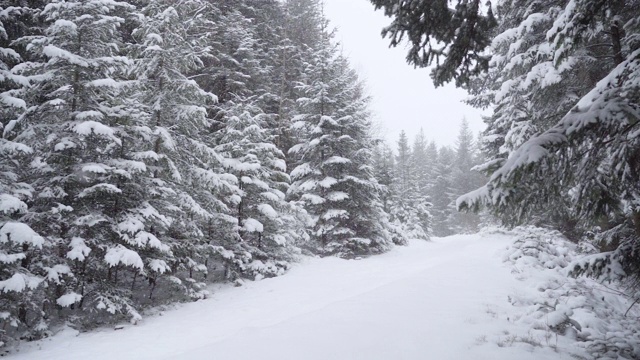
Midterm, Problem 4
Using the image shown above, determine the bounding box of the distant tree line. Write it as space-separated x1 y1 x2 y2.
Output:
372 120 487 238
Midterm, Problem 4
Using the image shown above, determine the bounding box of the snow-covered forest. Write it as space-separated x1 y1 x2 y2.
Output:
373 120 487 238
0 0 414 345
1 0 640 358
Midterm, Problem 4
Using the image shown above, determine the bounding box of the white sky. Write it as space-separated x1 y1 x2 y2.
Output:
323 0 488 147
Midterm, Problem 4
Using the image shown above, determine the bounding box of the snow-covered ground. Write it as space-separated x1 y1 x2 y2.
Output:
8 233 585 359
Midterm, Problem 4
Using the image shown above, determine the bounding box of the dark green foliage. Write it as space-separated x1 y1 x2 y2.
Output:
369 0 497 87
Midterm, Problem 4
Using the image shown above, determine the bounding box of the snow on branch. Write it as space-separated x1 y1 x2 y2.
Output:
0 222 45 248
459 48 640 211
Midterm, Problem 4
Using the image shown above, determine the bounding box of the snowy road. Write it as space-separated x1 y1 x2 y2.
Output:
11 234 571 360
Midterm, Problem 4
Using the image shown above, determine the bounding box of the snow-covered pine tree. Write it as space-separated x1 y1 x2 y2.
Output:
394 130 412 208
408 129 433 238
0 2 87 344
431 146 456 236
448 119 484 233
7 0 161 329
0 3 35 128
0 5 48 333
288 17 392 256
372 143 395 213
390 132 410 223
284 0 323 51
410 129 430 194
328 55 395 253
209 6 306 279
209 9 265 104
388 131 430 240
424 139 439 188
464 0 588 233
132 0 236 298
216 99 304 279
0 221 46 343
0 2 39 244
371 142 408 245
458 0 640 286
1 3 42 223
260 2 309 163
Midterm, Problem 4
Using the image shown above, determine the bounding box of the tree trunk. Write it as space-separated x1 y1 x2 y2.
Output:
610 20 624 66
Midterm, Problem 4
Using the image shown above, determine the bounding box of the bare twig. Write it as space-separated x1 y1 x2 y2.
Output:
624 298 640 317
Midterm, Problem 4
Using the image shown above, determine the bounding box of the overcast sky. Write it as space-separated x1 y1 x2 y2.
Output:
323 0 488 148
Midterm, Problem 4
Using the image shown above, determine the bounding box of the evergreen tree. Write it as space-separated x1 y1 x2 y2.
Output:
465 0 589 233
448 119 483 233
386 130 431 240
431 147 456 236
410 129 430 194
210 9 267 104
372 143 395 213
216 100 303 279
288 17 392 255
409 130 433 237
424 140 439 188
395 130 412 204
132 0 237 295
457 0 640 286
238 1 299 157
284 0 323 50
0 4 47 334
12 0 150 331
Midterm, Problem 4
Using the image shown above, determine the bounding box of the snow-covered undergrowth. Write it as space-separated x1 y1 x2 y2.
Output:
4 229 639 360
0 233 528 360
490 226 640 359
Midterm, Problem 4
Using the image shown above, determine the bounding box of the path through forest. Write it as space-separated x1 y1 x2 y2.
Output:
11 233 571 360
